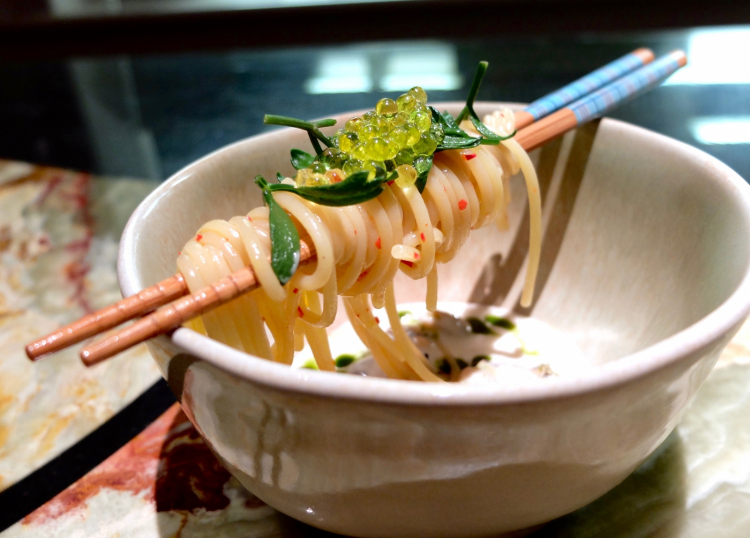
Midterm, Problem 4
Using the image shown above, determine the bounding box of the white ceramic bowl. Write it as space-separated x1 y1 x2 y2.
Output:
119 103 750 537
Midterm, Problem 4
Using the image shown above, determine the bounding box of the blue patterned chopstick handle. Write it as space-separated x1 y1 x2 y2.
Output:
569 51 686 125
523 50 652 121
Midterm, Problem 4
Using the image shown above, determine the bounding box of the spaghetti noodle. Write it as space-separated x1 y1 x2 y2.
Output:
176 107 541 382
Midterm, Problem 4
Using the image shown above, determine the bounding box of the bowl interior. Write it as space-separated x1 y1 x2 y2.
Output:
122 103 750 368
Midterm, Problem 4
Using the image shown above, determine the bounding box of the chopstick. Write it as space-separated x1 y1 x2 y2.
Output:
516 50 687 151
26 274 188 361
26 49 685 366
514 48 655 130
80 240 317 366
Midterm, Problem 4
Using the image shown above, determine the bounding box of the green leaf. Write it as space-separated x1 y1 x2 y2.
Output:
437 136 483 150
290 149 315 170
276 172 285 182
456 61 489 124
470 116 516 141
266 169 390 207
414 155 433 193
256 176 300 285
441 110 461 131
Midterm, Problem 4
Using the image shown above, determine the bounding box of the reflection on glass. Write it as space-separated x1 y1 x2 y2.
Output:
689 116 750 145
304 43 462 95
665 26 750 85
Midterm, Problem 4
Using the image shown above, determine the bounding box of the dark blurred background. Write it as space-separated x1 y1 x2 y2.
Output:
1 0 749 182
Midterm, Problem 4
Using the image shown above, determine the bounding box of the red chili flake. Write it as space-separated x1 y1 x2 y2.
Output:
420 232 426 242
293 288 299 294
178 251 181 255
354 229 357 235
387 180 395 186
458 199 468 211
297 306 304 318
247 216 252 221
401 260 414 268
196 234 203 241
414 252 420 259
375 316 380 324
464 153 477 161
375 237 381 249
357 270 369 281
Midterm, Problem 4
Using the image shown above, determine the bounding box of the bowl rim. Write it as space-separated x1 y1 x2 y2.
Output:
119 103 750 406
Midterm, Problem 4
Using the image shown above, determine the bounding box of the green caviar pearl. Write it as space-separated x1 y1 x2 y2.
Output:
343 159 364 176
365 137 390 161
412 109 432 132
359 124 379 141
408 86 428 104
306 173 329 187
390 111 410 128
352 143 368 160
390 126 408 147
310 161 327 174
413 133 437 155
396 93 417 114
394 164 418 189
338 132 358 153
294 168 312 186
384 159 396 172
362 160 386 180
375 98 398 116
370 115 390 135
345 117 363 133
394 148 414 165
429 122 445 142
413 154 431 173
362 111 376 122
385 139 400 160
405 123 421 146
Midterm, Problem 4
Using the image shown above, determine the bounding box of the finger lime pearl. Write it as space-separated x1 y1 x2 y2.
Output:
405 123 421 146
345 117 363 133
366 137 390 161
394 164 418 189
413 133 437 155
394 149 414 165
386 139 400 160
390 126 408 147
343 159 364 176
370 115 389 135
396 93 417 114
413 154 431 173
362 160 385 180
338 132 358 153
429 122 445 142
310 161 327 173
376 98 398 116
408 86 428 104
294 168 312 186
352 143 368 160
360 124 379 141
307 173 329 186
390 111 409 128
412 109 432 132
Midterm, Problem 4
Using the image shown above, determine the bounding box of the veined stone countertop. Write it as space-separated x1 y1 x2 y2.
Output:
0 159 161 492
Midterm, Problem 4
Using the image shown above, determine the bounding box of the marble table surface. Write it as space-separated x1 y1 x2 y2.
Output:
1 159 749 536
0 159 161 491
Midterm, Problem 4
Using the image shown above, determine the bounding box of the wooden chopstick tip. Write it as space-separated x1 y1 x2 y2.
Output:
633 47 656 63
670 49 688 67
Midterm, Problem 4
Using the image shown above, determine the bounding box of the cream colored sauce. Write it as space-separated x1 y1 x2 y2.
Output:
293 302 592 385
